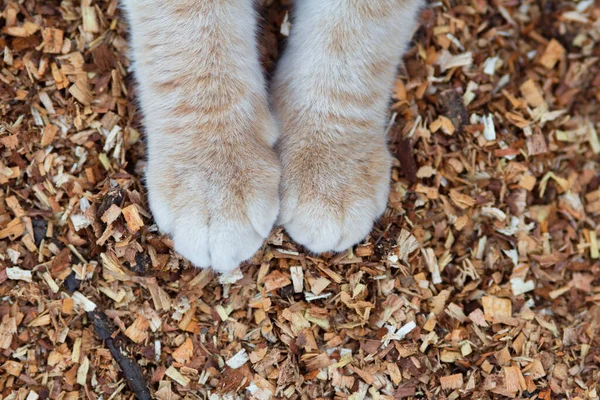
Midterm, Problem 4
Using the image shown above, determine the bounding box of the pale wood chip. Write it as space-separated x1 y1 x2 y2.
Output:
440 373 463 390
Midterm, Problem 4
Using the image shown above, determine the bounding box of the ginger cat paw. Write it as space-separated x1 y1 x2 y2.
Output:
124 0 281 272
146 135 280 272
271 0 422 254
277 136 391 253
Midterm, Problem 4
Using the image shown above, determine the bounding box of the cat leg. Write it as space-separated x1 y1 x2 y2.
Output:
122 0 280 272
272 0 423 253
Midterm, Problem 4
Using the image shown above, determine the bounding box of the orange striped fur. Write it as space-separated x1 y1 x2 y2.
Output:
122 0 423 271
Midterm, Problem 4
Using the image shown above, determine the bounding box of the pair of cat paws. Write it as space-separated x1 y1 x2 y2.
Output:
145 92 392 273
122 0 425 273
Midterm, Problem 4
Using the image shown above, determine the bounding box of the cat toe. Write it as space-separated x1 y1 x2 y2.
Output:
171 214 276 273
282 190 387 254
207 220 267 273
283 213 343 253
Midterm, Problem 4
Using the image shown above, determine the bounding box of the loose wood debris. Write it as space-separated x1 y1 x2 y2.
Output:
1 0 600 399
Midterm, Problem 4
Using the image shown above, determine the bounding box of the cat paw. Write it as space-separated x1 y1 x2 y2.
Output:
146 136 280 273
277 134 391 254
125 0 282 272
267 0 422 255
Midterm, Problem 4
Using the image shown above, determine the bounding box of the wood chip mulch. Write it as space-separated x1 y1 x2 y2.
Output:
1 0 600 399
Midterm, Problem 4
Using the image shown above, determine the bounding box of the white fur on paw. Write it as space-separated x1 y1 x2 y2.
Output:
146 148 280 273
280 186 389 254
172 215 270 273
278 145 391 254
125 0 281 273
